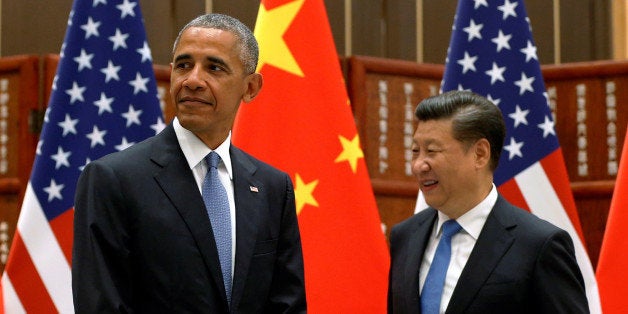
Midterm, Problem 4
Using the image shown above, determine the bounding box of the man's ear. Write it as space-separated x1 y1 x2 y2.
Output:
242 73 263 103
474 138 491 169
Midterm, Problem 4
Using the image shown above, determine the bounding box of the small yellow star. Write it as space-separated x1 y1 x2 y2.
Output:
254 0 305 77
334 134 364 173
294 173 319 215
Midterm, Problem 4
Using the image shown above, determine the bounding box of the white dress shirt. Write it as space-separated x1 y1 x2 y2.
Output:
173 117 236 279
419 184 498 314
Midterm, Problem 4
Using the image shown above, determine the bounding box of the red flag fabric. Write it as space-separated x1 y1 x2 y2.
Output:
232 0 390 312
0 0 163 312
597 126 628 313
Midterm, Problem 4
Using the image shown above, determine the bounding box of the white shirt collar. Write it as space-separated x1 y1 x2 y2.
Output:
435 183 498 240
172 117 233 179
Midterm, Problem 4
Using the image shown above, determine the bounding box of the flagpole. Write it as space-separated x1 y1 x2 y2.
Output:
416 0 423 62
553 0 561 64
611 0 627 59
344 0 352 56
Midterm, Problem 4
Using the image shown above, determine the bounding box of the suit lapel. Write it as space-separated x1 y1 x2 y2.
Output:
150 125 229 305
228 147 262 310
446 196 515 313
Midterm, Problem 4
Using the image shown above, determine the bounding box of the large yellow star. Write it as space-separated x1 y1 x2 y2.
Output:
334 134 364 173
254 0 305 77
294 173 319 215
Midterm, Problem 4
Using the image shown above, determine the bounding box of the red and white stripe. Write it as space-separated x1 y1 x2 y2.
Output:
1 183 73 313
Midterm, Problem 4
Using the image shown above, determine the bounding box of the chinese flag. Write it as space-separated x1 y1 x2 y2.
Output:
597 126 628 313
232 0 390 312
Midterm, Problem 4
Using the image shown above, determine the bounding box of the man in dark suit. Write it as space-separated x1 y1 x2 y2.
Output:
72 14 306 313
387 90 588 313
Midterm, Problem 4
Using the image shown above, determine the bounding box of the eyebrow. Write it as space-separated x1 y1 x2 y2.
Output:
208 56 231 72
173 54 232 73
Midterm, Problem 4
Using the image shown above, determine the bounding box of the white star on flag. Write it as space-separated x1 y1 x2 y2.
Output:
51 146 72 169
463 19 483 41
514 72 535 95
94 92 115 115
520 40 538 62
101 60 122 82
74 49 94 71
538 115 556 138
457 51 478 74
86 125 107 147
485 62 506 84
109 28 129 50
43 179 65 202
121 104 143 127
491 30 512 52
129 72 149 94
503 137 524 160
58 114 79 136
498 0 518 20
508 104 530 127
66 81 86 103
80 16 101 39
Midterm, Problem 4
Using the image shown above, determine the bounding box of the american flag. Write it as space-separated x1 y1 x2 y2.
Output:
436 0 601 312
0 0 164 312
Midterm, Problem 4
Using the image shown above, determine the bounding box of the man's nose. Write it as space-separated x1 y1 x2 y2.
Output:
183 66 206 90
411 156 430 175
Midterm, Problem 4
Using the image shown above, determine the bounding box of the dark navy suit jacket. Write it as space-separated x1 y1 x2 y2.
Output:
73 124 306 313
388 195 588 313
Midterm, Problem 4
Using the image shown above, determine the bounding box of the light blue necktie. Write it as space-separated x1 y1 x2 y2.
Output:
420 219 462 314
203 151 232 305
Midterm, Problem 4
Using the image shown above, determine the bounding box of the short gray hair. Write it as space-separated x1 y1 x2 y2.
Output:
172 13 259 75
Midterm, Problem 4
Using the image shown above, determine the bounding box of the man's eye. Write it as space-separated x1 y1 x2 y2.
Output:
175 62 190 69
209 64 223 71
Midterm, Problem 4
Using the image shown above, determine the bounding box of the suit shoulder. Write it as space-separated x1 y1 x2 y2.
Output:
96 136 156 163
232 146 290 178
496 198 569 239
391 209 435 236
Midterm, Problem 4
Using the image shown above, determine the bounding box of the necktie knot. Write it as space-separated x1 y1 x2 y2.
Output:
206 151 221 169
441 219 462 239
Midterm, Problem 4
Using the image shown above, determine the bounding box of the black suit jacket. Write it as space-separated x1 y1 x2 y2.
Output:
388 195 589 313
73 124 306 313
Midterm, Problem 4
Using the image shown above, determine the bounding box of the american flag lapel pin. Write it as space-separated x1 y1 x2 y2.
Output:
249 186 259 193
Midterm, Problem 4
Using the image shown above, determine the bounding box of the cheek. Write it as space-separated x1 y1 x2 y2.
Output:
169 79 182 98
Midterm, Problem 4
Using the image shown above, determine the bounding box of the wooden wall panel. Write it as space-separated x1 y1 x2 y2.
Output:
421 0 457 64
0 55 40 269
351 0 386 57
385 0 417 61
348 56 440 231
